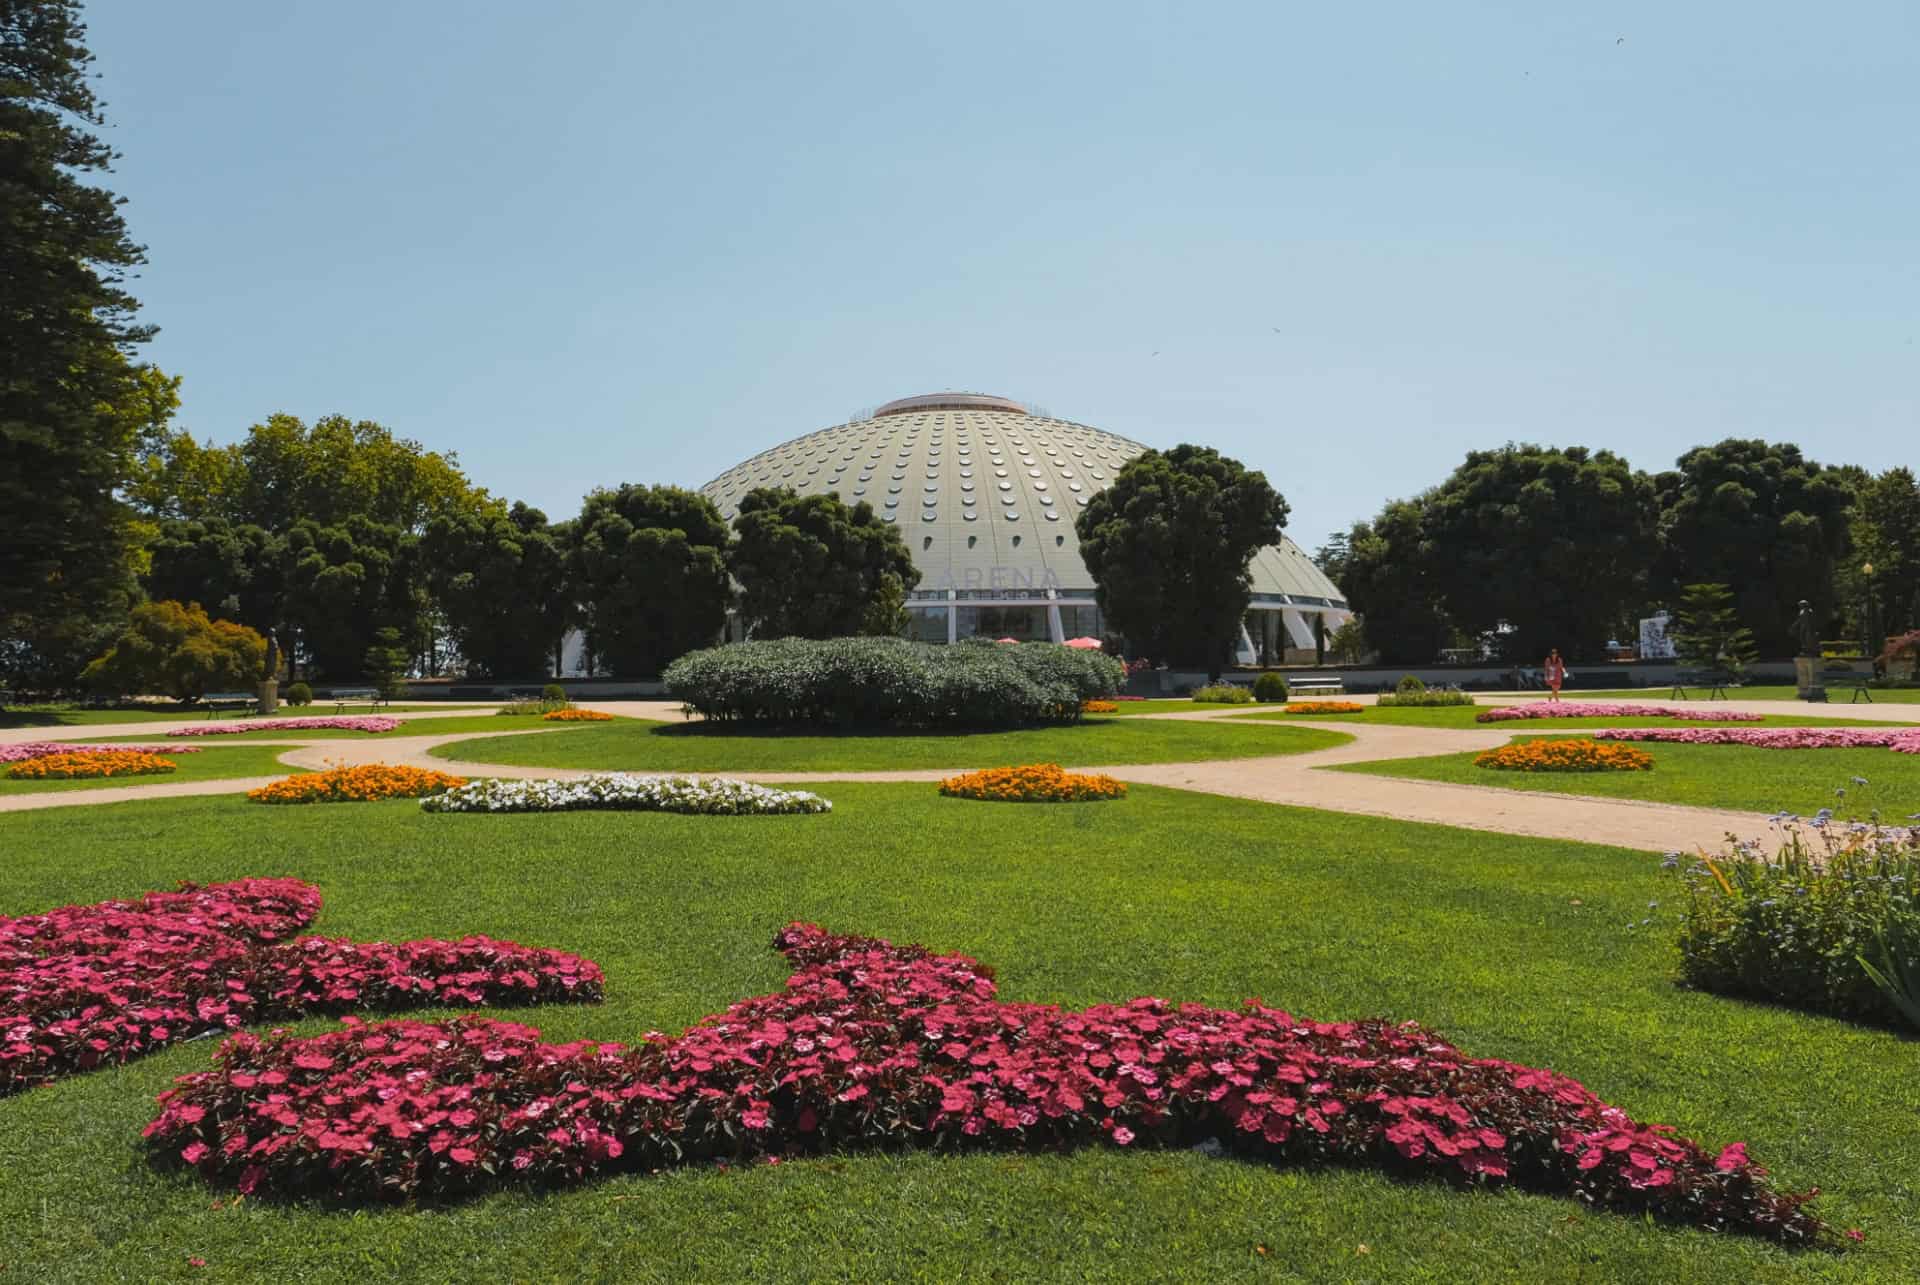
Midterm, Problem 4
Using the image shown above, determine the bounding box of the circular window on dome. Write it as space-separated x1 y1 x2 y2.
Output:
853 486 867 496
926 470 938 479
924 484 938 493
1004 510 1020 521
885 496 898 507
1044 510 1060 521
882 511 896 522
997 481 1012 491
1033 481 1048 491
1027 469 1041 478
963 511 978 521
1075 495 1090 505
960 469 972 478
858 473 872 482
1090 470 1106 480
962 495 975 506
1068 481 1082 492
1039 495 1055 506
961 481 974 491
1000 494 1015 505
995 469 1008 478
921 510 937 522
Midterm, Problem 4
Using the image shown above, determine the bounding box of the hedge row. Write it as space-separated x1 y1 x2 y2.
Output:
663 637 1123 728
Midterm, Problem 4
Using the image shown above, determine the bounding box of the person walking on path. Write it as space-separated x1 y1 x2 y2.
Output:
1544 648 1567 702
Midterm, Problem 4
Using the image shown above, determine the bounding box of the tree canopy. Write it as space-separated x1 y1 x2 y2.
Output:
1843 467 1920 642
1338 503 1455 665
571 485 732 678
423 503 573 678
1075 446 1288 676
82 600 266 701
1652 440 1854 654
0 0 162 691
730 488 921 639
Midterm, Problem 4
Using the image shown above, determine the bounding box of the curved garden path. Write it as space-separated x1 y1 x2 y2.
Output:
8 695 1905 855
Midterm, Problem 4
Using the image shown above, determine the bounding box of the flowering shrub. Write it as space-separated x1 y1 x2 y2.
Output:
1285 701 1365 715
1597 727 1920 755
1 879 601 1094
246 765 467 805
169 716 404 737
142 923 1828 1244
422 774 831 815
0 741 203 763
543 708 613 722
1081 700 1119 715
1675 824 1920 1028
7 750 178 780
1475 739 1653 773
939 763 1126 803
1476 703 1761 724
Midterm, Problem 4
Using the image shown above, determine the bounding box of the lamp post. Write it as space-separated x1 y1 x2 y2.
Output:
1862 562 1877 672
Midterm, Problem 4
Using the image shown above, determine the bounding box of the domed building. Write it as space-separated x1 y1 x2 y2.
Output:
698 393 1350 664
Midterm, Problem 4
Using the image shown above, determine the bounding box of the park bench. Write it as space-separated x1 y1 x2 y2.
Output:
1822 671 1874 703
324 686 388 712
1670 669 1735 700
201 690 258 718
1289 675 1346 696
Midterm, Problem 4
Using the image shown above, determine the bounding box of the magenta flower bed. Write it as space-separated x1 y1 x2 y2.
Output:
1 879 602 1095
1595 727 1920 753
1477 703 1764 724
0 741 206 763
142 923 1828 1242
167 716 404 737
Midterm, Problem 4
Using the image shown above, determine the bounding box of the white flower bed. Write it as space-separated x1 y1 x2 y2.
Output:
420 773 831 816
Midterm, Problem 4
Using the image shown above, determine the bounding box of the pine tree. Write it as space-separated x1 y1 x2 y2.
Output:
1 1 158 690
1673 583 1758 673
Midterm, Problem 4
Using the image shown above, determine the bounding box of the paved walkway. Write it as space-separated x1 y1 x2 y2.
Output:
7 695 1895 854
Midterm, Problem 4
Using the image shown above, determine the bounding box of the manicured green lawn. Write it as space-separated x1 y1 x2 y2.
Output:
1232 706 1907 731
0 745 300 795
0 703 490 729
431 717 1349 772
99 714 605 743
1104 698 1281 715
0 787 1907 1279
1335 735 1920 817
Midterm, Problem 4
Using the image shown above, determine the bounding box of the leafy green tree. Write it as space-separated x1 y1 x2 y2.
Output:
281 517 421 680
571 485 731 677
1653 440 1855 653
423 503 573 677
730 488 922 639
1312 532 1351 586
1843 467 1920 639
361 626 410 700
1 2 164 690
82 600 266 701
1672 583 1758 674
1420 444 1656 661
1075 446 1289 678
1337 505 1455 665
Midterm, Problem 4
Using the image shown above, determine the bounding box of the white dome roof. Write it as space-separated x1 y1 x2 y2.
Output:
698 397 1345 607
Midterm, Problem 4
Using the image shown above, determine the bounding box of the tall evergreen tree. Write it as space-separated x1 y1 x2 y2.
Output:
1 0 159 691
730 488 921 639
570 485 731 677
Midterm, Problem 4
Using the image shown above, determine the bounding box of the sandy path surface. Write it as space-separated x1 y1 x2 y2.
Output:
0 704 1815 853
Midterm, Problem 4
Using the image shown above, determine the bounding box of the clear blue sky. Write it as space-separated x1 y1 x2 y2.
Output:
88 1 1917 551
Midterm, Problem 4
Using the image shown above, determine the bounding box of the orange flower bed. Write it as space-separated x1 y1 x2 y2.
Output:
6 750 177 780
1285 701 1365 715
1475 739 1653 773
1081 700 1120 715
939 762 1126 803
543 708 613 722
247 764 468 805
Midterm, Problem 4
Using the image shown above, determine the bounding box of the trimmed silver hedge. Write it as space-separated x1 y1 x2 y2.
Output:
663 637 1124 728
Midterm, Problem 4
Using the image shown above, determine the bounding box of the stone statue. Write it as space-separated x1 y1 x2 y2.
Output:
1790 600 1820 657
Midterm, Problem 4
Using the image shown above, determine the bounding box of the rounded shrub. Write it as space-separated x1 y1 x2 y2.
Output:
1396 674 1428 695
1191 683 1254 704
663 637 1123 729
541 683 567 704
1252 673 1289 703
284 682 312 707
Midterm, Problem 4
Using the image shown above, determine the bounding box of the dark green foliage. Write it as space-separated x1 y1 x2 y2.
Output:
1844 467 1920 639
571 485 731 678
283 518 419 680
80 600 265 701
1374 687 1475 708
0 2 165 688
423 503 572 679
361 627 409 700
1397 674 1427 694
1252 672 1289 702
541 683 566 703
1189 683 1253 704
1419 445 1656 661
663 637 1122 728
730 488 921 639
284 682 312 707
1653 440 1855 653
1076 446 1288 678
1673 583 1759 673
1338 505 1454 665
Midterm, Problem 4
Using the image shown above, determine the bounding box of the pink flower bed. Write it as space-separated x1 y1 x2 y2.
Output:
0 741 205 763
1477 703 1764 724
167 716 404 737
1 879 602 1095
141 923 1827 1242
1595 727 1920 754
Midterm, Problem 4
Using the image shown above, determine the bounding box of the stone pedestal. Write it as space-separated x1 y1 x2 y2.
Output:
1793 657 1827 703
258 677 279 716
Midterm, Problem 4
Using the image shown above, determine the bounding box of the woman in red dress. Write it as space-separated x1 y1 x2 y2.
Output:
1544 648 1566 702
